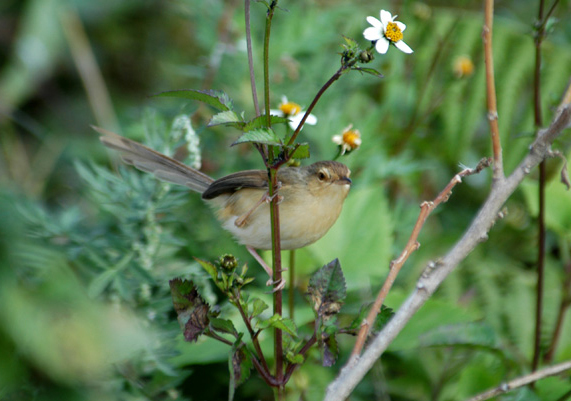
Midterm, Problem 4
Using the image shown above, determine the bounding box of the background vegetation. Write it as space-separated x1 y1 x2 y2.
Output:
1 0 570 400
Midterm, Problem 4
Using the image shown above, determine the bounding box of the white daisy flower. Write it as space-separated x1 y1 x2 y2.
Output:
363 10 413 54
332 124 362 155
270 96 317 130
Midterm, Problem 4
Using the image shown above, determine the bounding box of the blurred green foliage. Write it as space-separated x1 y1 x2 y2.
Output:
1 0 571 400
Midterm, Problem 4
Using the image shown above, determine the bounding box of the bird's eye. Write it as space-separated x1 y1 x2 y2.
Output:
317 171 327 181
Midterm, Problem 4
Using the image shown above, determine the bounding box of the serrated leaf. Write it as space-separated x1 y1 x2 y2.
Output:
348 304 394 333
251 298 269 318
232 128 282 146
306 259 346 320
352 66 383 78
169 279 210 342
258 314 298 337
210 318 238 336
208 110 245 129
287 143 310 160
342 35 358 48
243 115 290 131
322 334 339 367
153 89 233 111
229 341 253 390
195 257 218 282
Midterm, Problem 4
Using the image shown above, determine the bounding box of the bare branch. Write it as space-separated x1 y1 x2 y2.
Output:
323 104 571 401
483 0 504 180
349 158 492 359
464 360 571 401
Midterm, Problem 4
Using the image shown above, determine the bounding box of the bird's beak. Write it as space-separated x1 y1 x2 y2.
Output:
336 177 352 185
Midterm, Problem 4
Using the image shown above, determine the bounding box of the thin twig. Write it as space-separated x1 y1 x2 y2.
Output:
60 9 120 133
464 360 571 401
245 0 260 117
483 0 504 180
532 0 547 373
324 104 571 401
544 261 571 362
286 65 347 148
233 290 271 374
350 158 492 358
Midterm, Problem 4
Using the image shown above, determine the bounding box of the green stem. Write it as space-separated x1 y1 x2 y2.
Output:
286 65 347 149
532 0 546 373
263 1 277 127
288 250 295 319
245 0 260 117
262 2 284 395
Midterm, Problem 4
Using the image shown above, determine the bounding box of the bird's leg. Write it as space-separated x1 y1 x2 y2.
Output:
246 246 286 292
235 183 283 228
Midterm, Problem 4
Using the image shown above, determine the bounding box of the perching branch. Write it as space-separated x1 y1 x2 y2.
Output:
324 104 571 401
349 158 492 359
464 360 571 401
483 0 504 180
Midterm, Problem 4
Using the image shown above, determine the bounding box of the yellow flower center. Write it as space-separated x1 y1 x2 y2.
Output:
342 130 361 149
279 102 302 116
385 22 403 43
453 56 475 78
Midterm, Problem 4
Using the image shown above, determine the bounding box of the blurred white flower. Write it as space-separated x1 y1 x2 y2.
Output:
171 114 201 170
270 96 317 130
332 124 362 155
363 10 413 54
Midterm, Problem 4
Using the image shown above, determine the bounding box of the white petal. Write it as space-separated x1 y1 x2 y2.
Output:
304 113 317 125
363 27 382 41
375 38 390 54
366 16 382 28
394 40 413 54
395 21 406 32
270 109 284 117
332 135 343 145
380 10 393 25
281 95 288 104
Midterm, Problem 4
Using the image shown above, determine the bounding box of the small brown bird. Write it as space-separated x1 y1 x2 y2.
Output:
95 127 352 288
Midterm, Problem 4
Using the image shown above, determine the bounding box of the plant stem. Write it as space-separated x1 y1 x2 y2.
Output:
544 260 571 363
532 0 546 373
483 0 504 180
262 3 284 395
289 250 295 319
263 1 277 127
245 0 260 117
233 291 271 374
286 65 347 149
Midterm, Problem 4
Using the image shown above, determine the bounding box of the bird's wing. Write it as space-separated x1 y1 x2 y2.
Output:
202 170 268 199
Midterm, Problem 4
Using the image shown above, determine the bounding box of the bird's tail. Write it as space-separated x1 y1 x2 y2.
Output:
94 126 214 193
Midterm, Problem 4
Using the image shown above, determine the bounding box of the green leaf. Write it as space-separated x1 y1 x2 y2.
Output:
322 334 339 367
229 340 253 391
153 89 233 111
251 298 269 318
87 269 118 299
87 252 133 298
169 279 210 342
232 128 282 146
352 66 383 78
208 110 245 129
342 35 358 48
243 115 290 131
285 351 304 364
195 257 218 282
258 314 298 337
348 304 394 333
287 143 310 160
210 318 238 336
306 258 347 320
